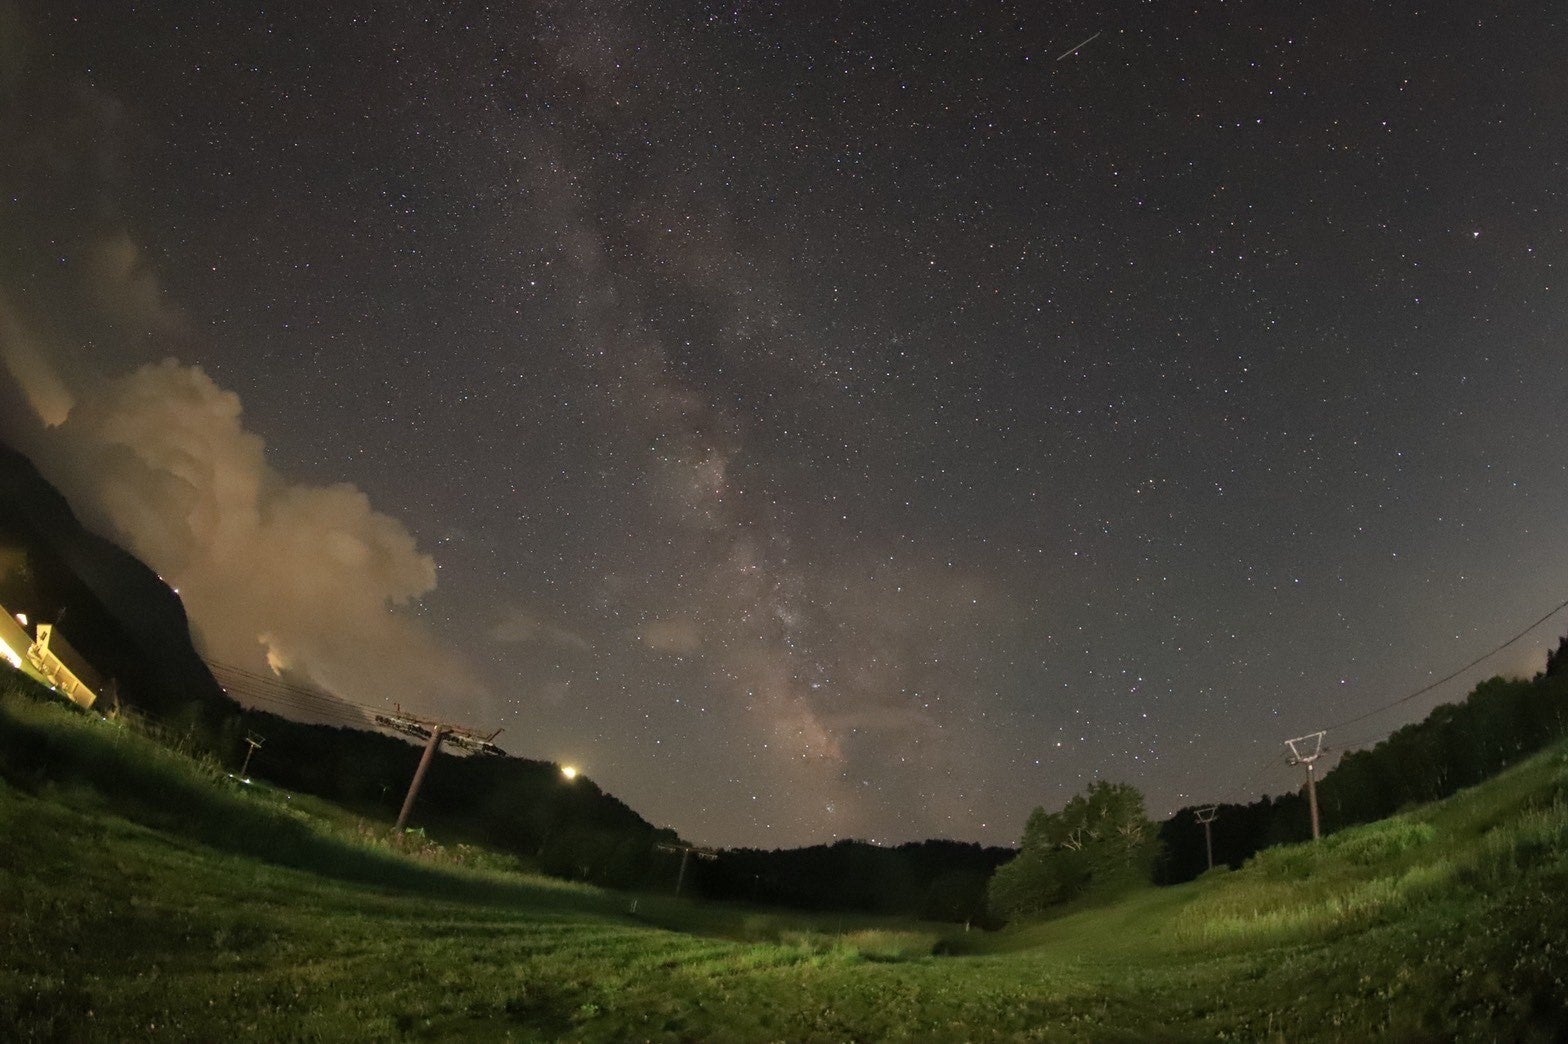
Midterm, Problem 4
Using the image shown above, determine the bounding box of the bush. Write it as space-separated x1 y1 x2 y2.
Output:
987 846 1090 920
1326 820 1436 866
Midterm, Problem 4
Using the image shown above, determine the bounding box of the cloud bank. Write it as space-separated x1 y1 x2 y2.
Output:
0 25 480 716
38 359 480 711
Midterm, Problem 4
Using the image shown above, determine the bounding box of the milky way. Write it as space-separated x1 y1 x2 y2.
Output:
3 2 1566 847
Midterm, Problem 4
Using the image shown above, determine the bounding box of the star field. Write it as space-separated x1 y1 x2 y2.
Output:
2 2 1566 848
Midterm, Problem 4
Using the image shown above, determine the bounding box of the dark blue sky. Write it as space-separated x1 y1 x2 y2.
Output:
3 1 1566 847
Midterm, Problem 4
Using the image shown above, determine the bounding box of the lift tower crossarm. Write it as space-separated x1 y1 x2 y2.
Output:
374 705 505 829
1284 731 1328 841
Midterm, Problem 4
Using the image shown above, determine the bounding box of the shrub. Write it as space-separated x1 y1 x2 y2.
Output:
1326 820 1436 866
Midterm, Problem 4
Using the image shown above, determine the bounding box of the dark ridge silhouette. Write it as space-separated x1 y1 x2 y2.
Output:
0 439 229 721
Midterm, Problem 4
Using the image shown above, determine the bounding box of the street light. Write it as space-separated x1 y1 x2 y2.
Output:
561 764 579 781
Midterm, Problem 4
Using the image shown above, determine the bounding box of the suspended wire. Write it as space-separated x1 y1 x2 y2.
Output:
1225 596 1568 804
219 684 364 720
204 658 388 718
201 659 404 736
214 683 366 724
1324 595 1568 733
214 681 364 718
1332 728 1400 754
206 658 374 708
201 659 497 750
192 596 1568 802
1239 748 1287 792
215 684 368 726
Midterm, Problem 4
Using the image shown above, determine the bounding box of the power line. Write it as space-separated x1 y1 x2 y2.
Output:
203 660 506 833
215 681 363 718
1324 595 1568 733
1227 596 1568 804
206 675 368 725
206 659 387 717
1331 728 1399 754
1239 747 1291 792
222 690 365 727
209 668 351 706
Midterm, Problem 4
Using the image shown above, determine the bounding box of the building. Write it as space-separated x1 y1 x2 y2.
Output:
0 603 104 710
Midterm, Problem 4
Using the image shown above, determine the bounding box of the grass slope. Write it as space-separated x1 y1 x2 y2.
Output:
4 684 1568 1040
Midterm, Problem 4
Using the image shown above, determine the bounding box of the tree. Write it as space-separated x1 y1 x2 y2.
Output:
987 845 1090 919
988 780 1158 921
1546 633 1568 679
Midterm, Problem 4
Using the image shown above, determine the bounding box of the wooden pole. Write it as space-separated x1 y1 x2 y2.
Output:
657 842 714 897
1304 761 1321 841
676 847 692 897
240 735 264 777
395 726 446 830
1195 806 1218 871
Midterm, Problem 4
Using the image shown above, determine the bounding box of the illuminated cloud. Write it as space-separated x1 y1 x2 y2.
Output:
0 292 74 427
640 617 702 655
0 25 481 718
490 607 591 651
39 359 481 712
81 231 191 339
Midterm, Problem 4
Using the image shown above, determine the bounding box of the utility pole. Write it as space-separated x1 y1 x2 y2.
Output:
655 842 717 897
1194 805 1218 871
239 733 265 778
374 706 503 831
396 725 446 830
1284 731 1327 841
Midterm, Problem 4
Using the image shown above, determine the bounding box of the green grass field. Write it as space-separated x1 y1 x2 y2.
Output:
3 685 1567 1041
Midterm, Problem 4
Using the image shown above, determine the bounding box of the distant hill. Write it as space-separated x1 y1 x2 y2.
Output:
696 836 1015 925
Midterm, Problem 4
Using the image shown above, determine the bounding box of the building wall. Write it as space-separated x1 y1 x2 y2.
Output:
29 622 99 709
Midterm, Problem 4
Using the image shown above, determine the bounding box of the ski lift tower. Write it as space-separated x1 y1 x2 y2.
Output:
374 706 504 830
1284 731 1327 841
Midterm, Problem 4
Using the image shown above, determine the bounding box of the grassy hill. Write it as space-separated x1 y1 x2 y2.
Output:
3 679 1567 1040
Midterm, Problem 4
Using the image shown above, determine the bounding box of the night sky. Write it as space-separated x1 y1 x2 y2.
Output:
3 2 1566 849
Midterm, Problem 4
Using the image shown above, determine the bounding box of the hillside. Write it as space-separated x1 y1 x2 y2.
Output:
3 677 1565 1040
0 441 229 722
1158 668 1568 883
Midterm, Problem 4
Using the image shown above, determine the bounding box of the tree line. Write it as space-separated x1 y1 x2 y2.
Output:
1155 662 1568 885
690 837 1013 925
985 638 1568 920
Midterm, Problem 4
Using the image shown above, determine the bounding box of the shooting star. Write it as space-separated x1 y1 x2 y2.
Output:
1056 30 1102 61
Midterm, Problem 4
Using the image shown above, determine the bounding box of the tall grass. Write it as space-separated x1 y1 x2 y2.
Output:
1170 750 1568 950
1464 799 1568 890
